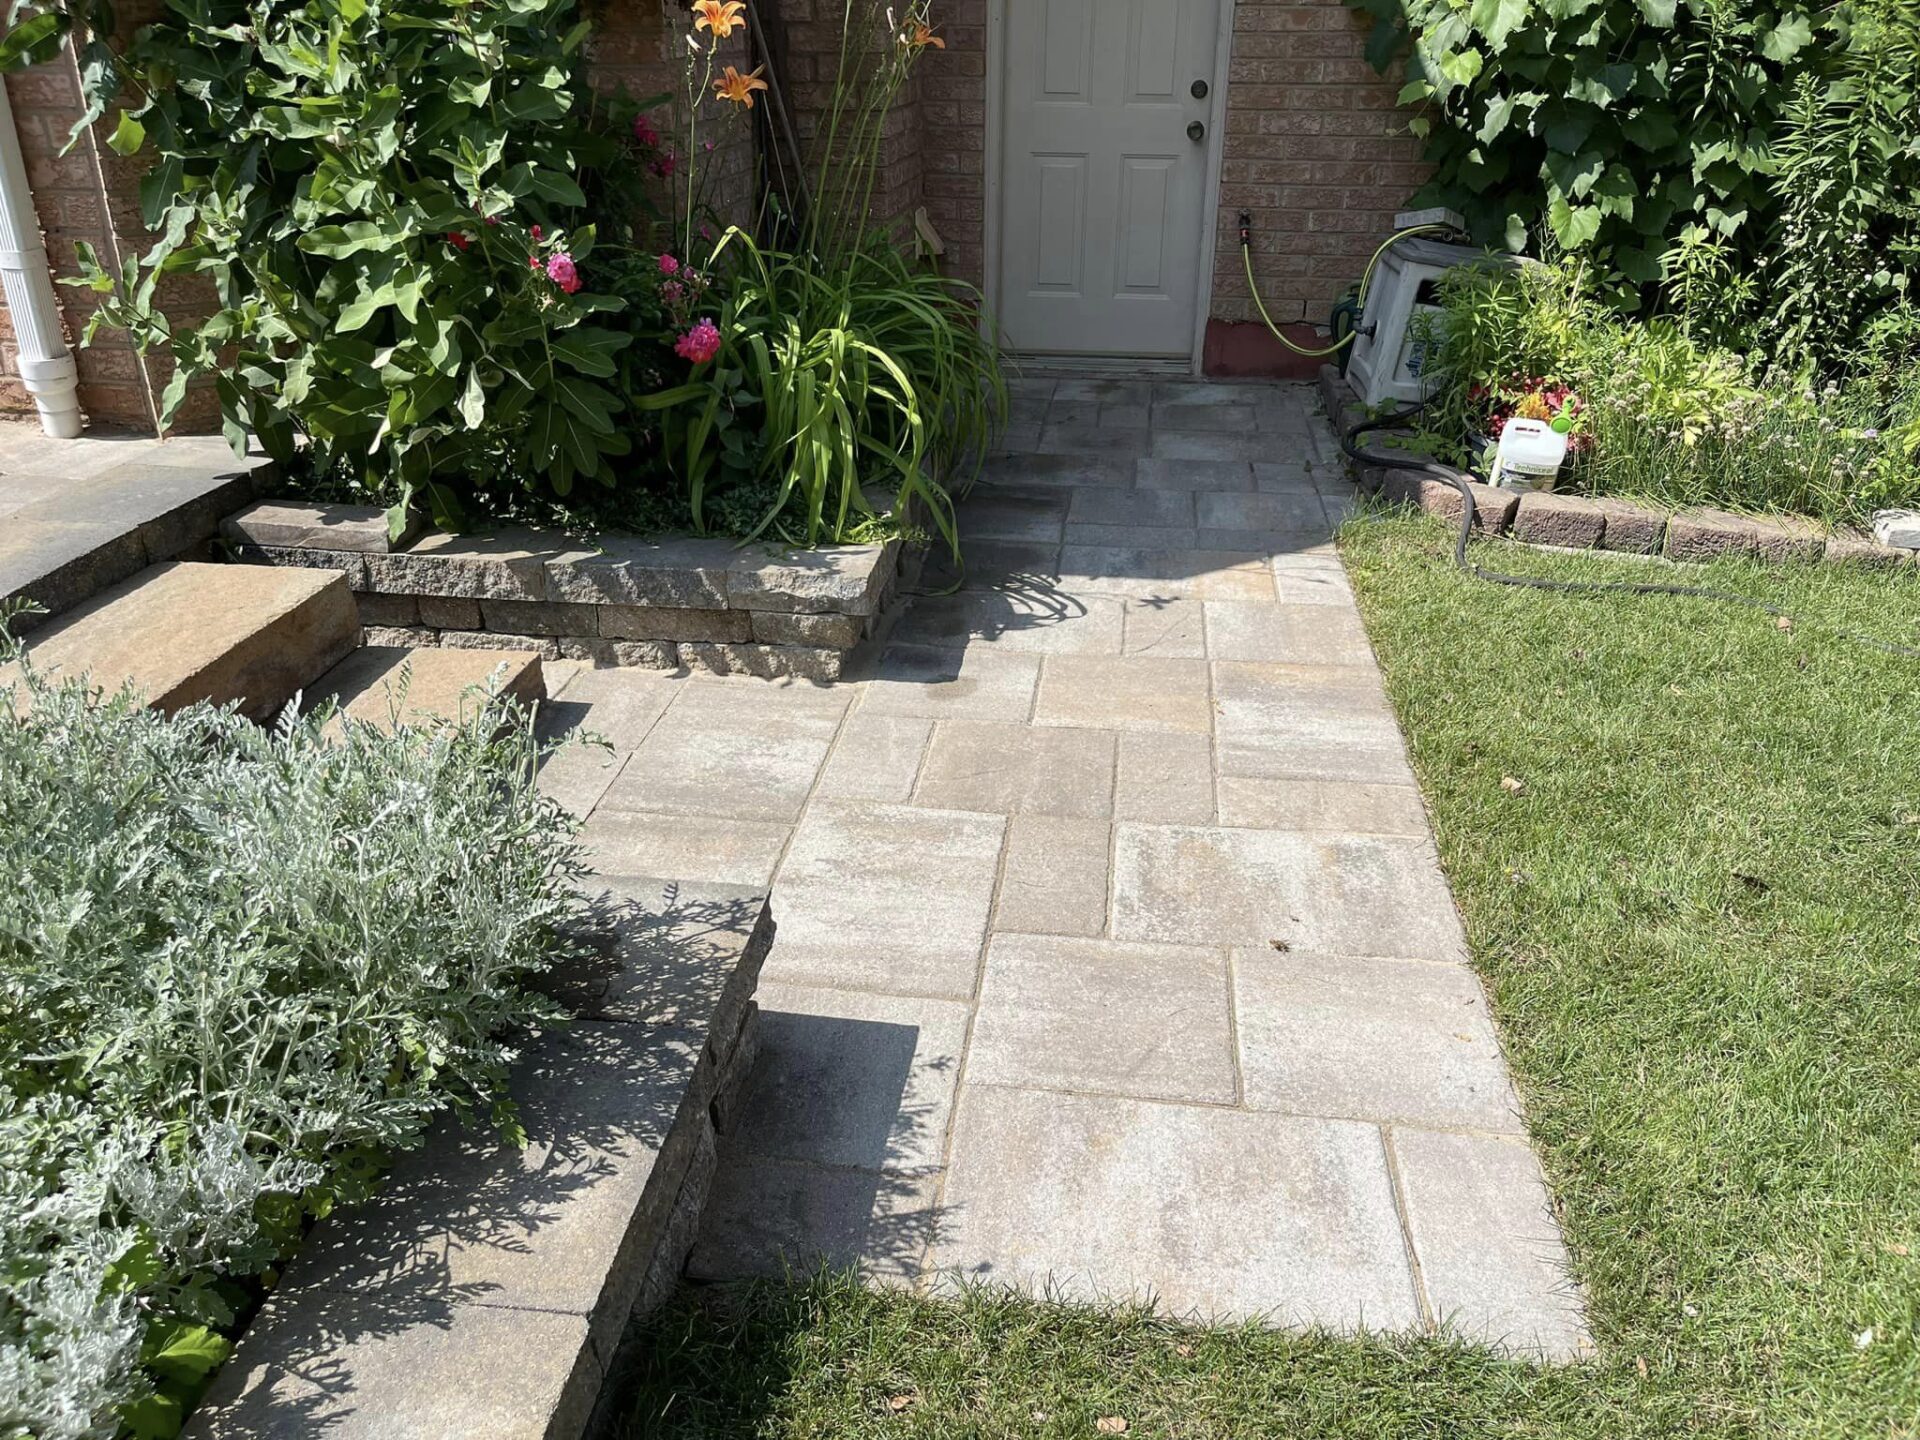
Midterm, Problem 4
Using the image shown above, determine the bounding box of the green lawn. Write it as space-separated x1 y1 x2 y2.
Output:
617 514 1920 1439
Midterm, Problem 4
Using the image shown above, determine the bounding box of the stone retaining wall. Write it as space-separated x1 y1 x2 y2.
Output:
1318 365 1920 569
186 881 774 1440
222 503 901 681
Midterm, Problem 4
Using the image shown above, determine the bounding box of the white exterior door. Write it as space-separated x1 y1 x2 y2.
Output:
996 0 1223 360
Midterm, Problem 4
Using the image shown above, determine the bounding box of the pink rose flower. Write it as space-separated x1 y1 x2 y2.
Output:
633 113 660 147
530 224 543 241
546 252 582 294
660 280 686 304
675 317 721 365
658 253 680 276
650 152 677 179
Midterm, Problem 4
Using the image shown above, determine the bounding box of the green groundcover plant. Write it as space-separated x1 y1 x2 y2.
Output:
1410 257 1920 523
1352 0 1919 370
0 627 586 1440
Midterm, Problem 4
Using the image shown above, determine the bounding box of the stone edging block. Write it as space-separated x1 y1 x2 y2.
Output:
184 881 775 1440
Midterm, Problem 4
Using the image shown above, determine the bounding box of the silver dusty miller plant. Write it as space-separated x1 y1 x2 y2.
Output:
0 622 587 1439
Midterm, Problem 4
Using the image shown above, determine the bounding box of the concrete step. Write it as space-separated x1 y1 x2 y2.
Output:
303 644 545 735
4 561 358 721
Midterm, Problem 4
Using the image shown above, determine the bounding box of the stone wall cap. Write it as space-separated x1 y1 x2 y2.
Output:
222 501 417 554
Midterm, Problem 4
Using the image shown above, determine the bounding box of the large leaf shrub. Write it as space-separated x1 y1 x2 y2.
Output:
17 0 653 532
0 640 586 1439
1354 0 1919 366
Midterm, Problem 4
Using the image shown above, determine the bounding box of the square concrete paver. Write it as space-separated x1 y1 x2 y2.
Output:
1216 777 1429 836
1122 595 1207 657
893 590 1126 656
729 983 971 1174
993 815 1111 936
1391 1128 1592 1360
1232 951 1521 1130
578 809 790 888
1114 730 1215 824
1036 655 1213 734
1111 824 1467 959
969 935 1235 1104
1212 661 1415 785
766 801 1005 1000
1205 601 1377 666
915 720 1115 818
813 712 931 804
931 1086 1421 1327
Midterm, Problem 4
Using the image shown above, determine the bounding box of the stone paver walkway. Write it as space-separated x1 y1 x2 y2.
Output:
544 378 1591 1359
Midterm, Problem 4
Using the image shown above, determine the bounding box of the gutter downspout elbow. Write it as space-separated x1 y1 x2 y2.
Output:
0 76 81 438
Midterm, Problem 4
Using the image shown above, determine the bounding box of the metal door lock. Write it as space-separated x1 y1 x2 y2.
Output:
1187 120 1206 142
1191 79 1209 99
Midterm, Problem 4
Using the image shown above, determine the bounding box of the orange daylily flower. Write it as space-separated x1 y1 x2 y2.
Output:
713 64 770 107
692 0 746 39
903 20 944 49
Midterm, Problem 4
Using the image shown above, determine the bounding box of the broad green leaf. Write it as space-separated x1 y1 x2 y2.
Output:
146 1323 231 1385
1548 194 1603 247
1634 0 1675 25
1438 48 1485 87
1468 0 1529 48
1760 12 1812 62
549 326 632 378
107 112 146 156
298 222 403 259
0 10 68 70
457 366 485 429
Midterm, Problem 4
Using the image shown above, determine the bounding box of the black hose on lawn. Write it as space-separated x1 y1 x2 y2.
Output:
1340 405 1920 659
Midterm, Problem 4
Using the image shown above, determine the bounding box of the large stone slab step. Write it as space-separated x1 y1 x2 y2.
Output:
303 644 545 735
2 560 357 722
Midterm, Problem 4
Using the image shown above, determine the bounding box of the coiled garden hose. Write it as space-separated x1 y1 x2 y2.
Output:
1341 405 1920 659
1240 222 1457 358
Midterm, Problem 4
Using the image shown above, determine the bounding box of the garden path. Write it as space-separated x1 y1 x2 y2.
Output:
547 378 1592 1358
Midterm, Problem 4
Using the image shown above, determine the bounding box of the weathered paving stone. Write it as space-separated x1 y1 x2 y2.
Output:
578 810 791 888
969 935 1235 1104
980 453 1134 489
480 597 594 637
1114 730 1214 824
1592 498 1667 554
306 644 544 735
355 591 419 627
1111 823 1467 958
1195 492 1330 535
221 499 420 554
1204 601 1375 666
1391 1128 1593 1360
1216 777 1429 836
749 608 866 648
727 540 897 615
1067 522 1205 550
992 814 1111 937
417 594 481 629
861 644 1041 722
1212 660 1414 785
1153 402 1261 434
1824 526 1916 568
1122 594 1206 657
1150 430 1268 463
362 623 431 649
687 1147 940 1286
438 628 560 660
1271 562 1357 607
763 801 1005 1000
545 534 735 608
1232 951 1520 1130
368 528 576 600
894 590 1126 656
22 460 259 567
1037 423 1154 458
814 712 931 803
1056 545 1273 601
1512 492 1605 549
929 1087 1421 1327
185 1289 602 1440
1665 506 1826 563
681 641 845 681
1068 487 1195 528
1135 459 1255 492
0 518 146 625
1251 461 1319 493
600 603 751 643
231 542 368 587
955 485 1070 543
727 983 971 1174
1035 655 1213 734
539 664 678 751
598 675 842 824
559 636 679 669
914 719 1116 818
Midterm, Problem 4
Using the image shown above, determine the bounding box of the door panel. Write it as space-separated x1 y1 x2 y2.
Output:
998 0 1221 359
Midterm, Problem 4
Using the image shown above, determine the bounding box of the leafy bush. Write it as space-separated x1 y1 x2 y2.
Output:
0 637 585 1439
21 0 656 534
1414 260 1920 522
1353 0 1919 365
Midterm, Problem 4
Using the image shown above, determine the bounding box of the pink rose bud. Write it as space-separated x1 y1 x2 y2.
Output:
546 252 582 294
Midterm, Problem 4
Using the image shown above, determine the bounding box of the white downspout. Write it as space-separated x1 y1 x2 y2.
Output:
0 76 81 437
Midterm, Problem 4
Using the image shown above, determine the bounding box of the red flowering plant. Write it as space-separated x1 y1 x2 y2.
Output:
1468 375 1589 448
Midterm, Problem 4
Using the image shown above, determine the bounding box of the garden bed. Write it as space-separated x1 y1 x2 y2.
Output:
222 502 902 681
1319 366 1920 569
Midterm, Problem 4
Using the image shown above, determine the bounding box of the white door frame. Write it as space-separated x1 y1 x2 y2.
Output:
983 0 1237 375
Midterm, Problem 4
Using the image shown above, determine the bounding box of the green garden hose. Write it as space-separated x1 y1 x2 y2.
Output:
1239 222 1456 358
